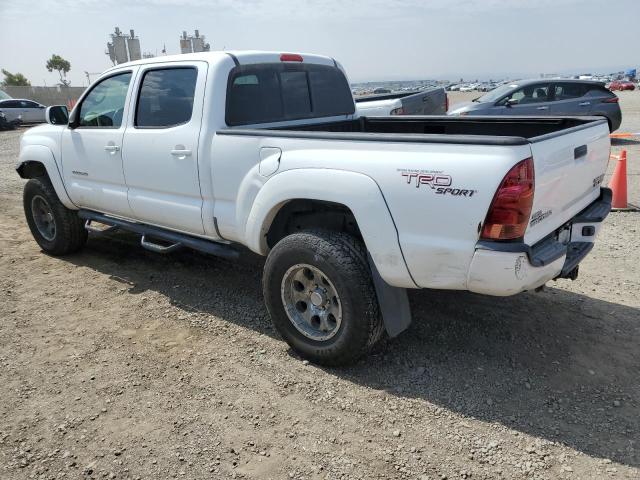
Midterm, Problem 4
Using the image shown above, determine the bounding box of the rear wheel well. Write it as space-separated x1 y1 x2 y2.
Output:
266 199 362 249
17 161 48 179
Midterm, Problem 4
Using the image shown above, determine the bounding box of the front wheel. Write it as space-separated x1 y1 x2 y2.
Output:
23 177 87 255
263 230 384 366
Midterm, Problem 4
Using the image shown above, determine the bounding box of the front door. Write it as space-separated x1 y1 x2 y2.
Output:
122 62 206 235
494 83 552 115
60 70 136 218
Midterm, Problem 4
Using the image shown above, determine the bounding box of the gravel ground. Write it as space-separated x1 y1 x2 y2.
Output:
0 94 639 480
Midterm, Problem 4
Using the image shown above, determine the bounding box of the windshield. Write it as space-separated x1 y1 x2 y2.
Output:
476 83 519 103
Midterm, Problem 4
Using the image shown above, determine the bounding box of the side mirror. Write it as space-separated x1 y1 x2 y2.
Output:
45 105 69 125
505 98 519 107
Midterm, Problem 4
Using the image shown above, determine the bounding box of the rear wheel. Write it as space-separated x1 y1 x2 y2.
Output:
23 177 87 255
263 230 383 366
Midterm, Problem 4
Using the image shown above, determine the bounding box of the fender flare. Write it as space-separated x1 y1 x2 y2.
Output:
16 144 77 209
245 168 416 289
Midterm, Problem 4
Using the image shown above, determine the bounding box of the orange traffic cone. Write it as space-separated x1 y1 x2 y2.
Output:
608 149 628 209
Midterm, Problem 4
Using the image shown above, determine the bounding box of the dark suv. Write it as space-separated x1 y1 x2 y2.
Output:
448 79 622 131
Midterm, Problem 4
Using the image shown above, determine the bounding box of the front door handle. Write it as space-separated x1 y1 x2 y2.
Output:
104 145 120 152
579 101 591 106
536 106 549 110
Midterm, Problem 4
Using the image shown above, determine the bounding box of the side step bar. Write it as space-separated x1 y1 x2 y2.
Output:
78 210 240 260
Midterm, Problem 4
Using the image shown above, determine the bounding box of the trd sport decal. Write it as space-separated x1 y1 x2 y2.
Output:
398 169 477 197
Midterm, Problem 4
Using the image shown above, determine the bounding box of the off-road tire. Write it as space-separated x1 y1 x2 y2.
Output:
23 177 87 255
263 230 384 366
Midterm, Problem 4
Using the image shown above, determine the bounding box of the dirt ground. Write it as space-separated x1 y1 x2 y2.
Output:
1 93 639 480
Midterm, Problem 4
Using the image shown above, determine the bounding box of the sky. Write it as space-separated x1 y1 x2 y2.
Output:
1 0 639 86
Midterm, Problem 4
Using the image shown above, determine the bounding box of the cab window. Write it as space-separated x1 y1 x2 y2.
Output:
78 72 132 128
135 67 198 128
1 100 22 108
553 83 587 100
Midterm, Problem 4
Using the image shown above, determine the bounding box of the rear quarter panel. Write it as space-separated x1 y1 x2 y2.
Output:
220 135 532 289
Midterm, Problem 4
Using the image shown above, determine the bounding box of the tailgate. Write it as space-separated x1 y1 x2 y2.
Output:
525 119 610 244
400 88 447 115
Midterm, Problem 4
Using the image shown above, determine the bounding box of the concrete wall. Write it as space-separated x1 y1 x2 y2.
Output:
2 86 86 106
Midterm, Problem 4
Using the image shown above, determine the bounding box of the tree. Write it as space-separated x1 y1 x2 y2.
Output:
1 69 31 86
46 54 71 86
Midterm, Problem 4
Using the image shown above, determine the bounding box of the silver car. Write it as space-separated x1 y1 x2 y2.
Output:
0 98 47 124
448 79 622 131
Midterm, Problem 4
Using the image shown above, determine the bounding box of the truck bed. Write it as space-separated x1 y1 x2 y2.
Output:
222 116 607 146
216 114 610 290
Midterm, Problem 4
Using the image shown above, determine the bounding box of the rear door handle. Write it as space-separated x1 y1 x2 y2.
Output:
579 101 591 106
104 145 120 152
171 148 192 158
536 106 549 110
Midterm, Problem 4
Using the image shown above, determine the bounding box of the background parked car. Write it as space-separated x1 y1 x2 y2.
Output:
0 99 46 124
448 79 622 131
608 80 636 91
0 89 12 100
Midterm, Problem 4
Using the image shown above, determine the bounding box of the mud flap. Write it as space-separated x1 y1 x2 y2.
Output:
367 253 412 337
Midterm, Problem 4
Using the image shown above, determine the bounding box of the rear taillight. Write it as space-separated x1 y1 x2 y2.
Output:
390 107 405 115
602 96 619 103
280 53 303 62
481 157 535 241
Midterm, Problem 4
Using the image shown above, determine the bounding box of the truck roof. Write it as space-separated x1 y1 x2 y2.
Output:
103 50 338 74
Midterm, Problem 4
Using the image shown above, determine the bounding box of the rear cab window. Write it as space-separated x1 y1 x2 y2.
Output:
225 63 354 126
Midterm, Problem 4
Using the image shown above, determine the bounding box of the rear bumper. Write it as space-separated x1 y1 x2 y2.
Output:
467 188 612 296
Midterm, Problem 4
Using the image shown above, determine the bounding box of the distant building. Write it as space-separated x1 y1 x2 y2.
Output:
179 30 211 54
106 27 142 64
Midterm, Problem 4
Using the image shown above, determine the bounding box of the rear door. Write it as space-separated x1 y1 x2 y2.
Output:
549 82 591 116
122 61 206 235
525 120 610 244
494 83 552 115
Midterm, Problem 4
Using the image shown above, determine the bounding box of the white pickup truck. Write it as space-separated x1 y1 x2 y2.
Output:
355 88 448 116
16 51 612 365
